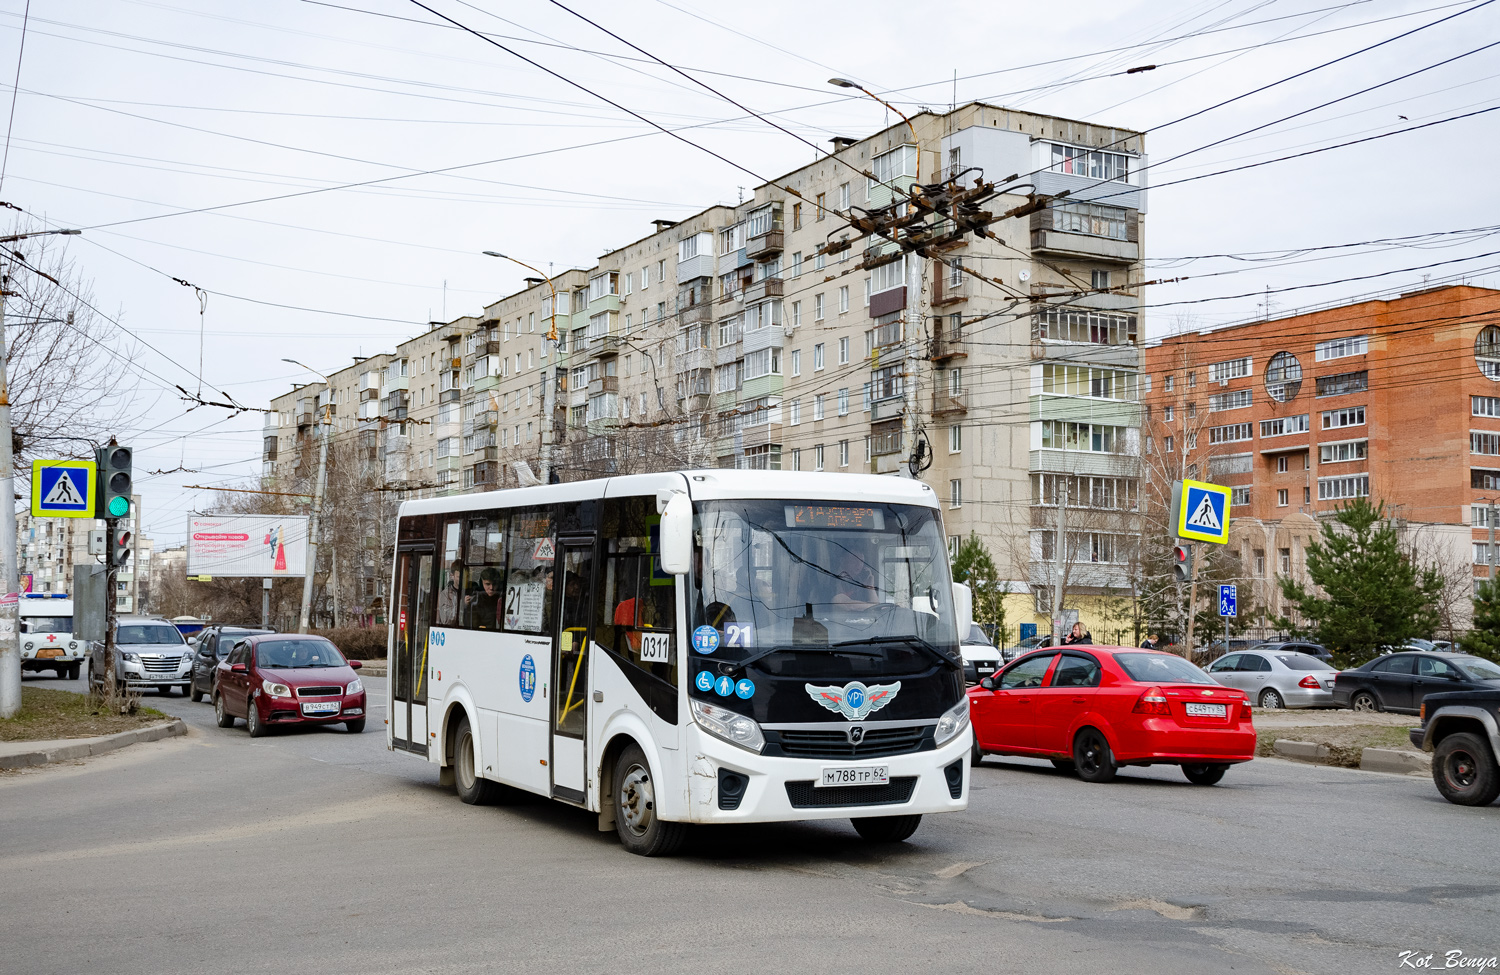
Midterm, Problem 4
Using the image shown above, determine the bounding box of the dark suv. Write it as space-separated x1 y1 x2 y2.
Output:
189 625 274 702
1408 659 1500 805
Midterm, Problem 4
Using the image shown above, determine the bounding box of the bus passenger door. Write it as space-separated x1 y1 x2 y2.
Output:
551 541 593 801
393 546 433 756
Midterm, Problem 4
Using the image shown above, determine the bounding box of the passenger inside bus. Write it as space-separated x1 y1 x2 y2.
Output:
466 568 502 630
436 560 462 626
830 550 880 611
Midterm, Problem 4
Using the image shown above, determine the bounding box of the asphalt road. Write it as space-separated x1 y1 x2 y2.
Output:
3 669 1498 975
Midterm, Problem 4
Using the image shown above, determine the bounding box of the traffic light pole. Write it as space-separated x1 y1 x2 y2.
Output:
102 515 118 709
1186 575 1199 662
0 275 17 718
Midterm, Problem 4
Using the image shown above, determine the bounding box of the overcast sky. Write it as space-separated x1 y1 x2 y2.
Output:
1 0 1496 546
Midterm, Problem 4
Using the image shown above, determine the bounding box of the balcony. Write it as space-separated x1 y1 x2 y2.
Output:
475 410 497 428
440 389 461 404
743 277 783 304
569 387 588 408
676 345 715 374
931 389 968 416
588 375 619 396
871 397 904 422
472 373 499 393
384 376 409 392
262 437 277 462
296 413 314 430
360 387 379 402
933 274 970 306
745 230 784 259
679 303 712 327
590 334 622 357
470 461 499 489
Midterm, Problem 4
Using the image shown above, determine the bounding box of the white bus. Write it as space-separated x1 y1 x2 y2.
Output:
387 470 972 855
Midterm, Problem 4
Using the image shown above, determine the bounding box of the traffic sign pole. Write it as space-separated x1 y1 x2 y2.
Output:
0 275 16 718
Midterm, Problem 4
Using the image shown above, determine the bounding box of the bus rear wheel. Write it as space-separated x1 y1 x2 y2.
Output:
614 744 687 857
453 717 498 805
851 814 922 843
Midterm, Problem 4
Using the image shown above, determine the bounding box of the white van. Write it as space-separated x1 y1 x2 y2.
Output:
19 593 84 680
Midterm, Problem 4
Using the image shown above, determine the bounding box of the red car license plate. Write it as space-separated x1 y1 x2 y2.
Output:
1184 702 1227 718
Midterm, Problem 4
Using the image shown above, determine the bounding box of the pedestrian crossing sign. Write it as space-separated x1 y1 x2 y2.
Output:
31 459 97 518
1174 478 1231 545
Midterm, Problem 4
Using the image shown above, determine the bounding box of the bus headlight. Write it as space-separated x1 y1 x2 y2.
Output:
691 699 765 753
933 698 970 747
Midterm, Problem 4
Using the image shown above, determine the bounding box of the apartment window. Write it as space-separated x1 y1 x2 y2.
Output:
1164 375 1174 392
641 265 650 288
1321 439 1368 463
1187 402 1197 418
815 251 826 271
1254 550 1266 576
743 348 781 379
790 349 801 376
815 192 826 220
837 286 850 315
1164 405 1174 423
1091 270 1110 290
1049 201 1129 240
791 447 801 471
838 182 850 211
1209 357 1253 383
1041 364 1139 401
1231 486 1250 507
789 301 802 329
863 277 872 307
1165 435 1175 453
622 273 632 296
949 424 962 453
1040 420 1125 453
814 294 825 321
1187 433 1198 450
1188 372 1196 387
656 301 666 321
790 252 802 278
1474 432 1500 456
1209 422 1253 444
837 388 850 416
1475 469 1500 490
814 444 825 470
1316 334 1367 362
1318 474 1370 500
838 337 849 364
813 343 825 370
839 440 849 467
1322 406 1366 429
1049 143 1131 181
1476 396 1500 417
1280 548 1291 574
1476 543 1493 567
1277 456 1289 474
814 395 825 421
792 203 802 230
1316 370 1367 398
1209 389 1252 412
1032 308 1137 347
949 479 962 508
789 399 801 425
587 271 619 301
1261 414 1310 438
951 368 962 394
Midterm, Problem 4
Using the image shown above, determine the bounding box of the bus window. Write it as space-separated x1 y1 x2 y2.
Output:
462 515 505 630
595 497 677 721
436 520 463 626
503 507 554 634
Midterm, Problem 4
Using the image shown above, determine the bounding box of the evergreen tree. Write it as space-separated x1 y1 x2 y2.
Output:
951 533 1008 644
1460 578 1500 662
1278 498 1443 663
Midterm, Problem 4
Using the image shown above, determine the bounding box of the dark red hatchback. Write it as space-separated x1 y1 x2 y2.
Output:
213 635 366 737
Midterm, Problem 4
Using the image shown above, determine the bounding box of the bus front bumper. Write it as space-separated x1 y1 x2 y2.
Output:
682 723 970 825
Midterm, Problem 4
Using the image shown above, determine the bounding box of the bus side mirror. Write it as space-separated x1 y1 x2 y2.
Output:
952 582 973 633
659 493 692 576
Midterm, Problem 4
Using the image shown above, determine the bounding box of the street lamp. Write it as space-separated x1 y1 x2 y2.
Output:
828 78 919 185
282 358 333 634
0 228 80 244
483 250 561 484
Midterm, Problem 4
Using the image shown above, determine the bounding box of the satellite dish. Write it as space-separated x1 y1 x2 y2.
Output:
1018 269 1031 282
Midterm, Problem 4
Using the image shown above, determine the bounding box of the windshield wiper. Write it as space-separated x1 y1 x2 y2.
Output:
713 643 884 676
834 635 959 669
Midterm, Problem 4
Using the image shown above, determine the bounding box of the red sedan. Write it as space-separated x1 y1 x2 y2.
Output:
968 646 1255 785
213 634 367 737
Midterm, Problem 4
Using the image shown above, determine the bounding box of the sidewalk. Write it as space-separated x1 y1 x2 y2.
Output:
0 719 188 769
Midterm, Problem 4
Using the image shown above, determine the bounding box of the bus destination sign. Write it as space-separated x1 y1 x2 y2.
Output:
784 505 885 530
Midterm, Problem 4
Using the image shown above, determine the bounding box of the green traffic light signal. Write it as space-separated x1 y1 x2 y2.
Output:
107 495 130 518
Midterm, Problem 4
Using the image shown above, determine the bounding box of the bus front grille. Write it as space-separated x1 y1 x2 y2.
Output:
772 725 928 760
784 777 917 808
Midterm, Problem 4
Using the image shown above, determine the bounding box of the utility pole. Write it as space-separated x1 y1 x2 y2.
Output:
129 493 140 612
1051 477 1067 644
483 252 559 483
902 249 922 478
1489 499 1496 581
0 274 17 718
282 359 333 635
1185 572 1199 660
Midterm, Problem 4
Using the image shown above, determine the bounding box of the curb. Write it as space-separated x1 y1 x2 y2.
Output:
0 719 188 770
1360 747 1431 775
1272 739 1330 761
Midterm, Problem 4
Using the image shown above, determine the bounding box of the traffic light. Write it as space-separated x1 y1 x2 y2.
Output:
96 443 132 519
110 525 132 567
1171 543 1195 583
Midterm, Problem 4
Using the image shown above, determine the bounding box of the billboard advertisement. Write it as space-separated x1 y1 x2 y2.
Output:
186 514 309 578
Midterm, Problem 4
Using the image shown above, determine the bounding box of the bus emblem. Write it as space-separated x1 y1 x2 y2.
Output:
804 680 901 721
848 726 865 745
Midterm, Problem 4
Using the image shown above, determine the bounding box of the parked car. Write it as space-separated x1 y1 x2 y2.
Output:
968 646 1255 785
1333 652 1500 714
961 623 1001 684
1001 635 1049 663
1205 649 1338 709
189 625 274 702
18 593 83 680
1191 637 1262 664
1247 640 1332 663
1408 683 1500 805
87 616 193 695
1431 640 1457 653
213 634 367 737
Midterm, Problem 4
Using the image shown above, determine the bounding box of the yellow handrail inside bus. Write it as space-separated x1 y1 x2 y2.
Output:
558 626 589 725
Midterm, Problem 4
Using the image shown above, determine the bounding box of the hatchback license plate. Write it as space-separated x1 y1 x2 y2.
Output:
818 765 889 788
1184 702 1227 717
301 701 340 715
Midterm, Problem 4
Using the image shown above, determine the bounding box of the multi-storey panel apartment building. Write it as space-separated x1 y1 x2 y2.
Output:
267 101 1148 641
1142 283 1497 635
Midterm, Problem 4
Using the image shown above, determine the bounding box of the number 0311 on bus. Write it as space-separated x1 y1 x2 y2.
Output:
388 470 973 855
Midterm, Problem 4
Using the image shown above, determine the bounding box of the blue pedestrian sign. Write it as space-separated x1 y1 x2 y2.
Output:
30 459 96 518
1174 478 1232 545
1219 584 1237 618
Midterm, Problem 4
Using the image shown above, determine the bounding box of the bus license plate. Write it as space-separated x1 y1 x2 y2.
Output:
818 765 889 788
1184 702 1227 718
301 701 340 715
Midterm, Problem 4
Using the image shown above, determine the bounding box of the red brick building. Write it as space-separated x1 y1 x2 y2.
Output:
1142 283 1500 633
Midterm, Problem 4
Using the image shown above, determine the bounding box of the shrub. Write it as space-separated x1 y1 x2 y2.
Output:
312 625 388 660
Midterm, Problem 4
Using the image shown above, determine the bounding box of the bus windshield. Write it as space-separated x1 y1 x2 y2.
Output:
690 499 959 666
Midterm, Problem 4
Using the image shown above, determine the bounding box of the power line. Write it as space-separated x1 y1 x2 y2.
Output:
0 0 30 196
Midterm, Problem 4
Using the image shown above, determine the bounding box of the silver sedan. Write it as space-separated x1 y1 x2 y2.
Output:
1205 649 1339 709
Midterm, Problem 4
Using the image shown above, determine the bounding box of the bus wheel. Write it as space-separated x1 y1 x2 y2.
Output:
851 815 922 843
454 716 497 805
614 743 687 857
